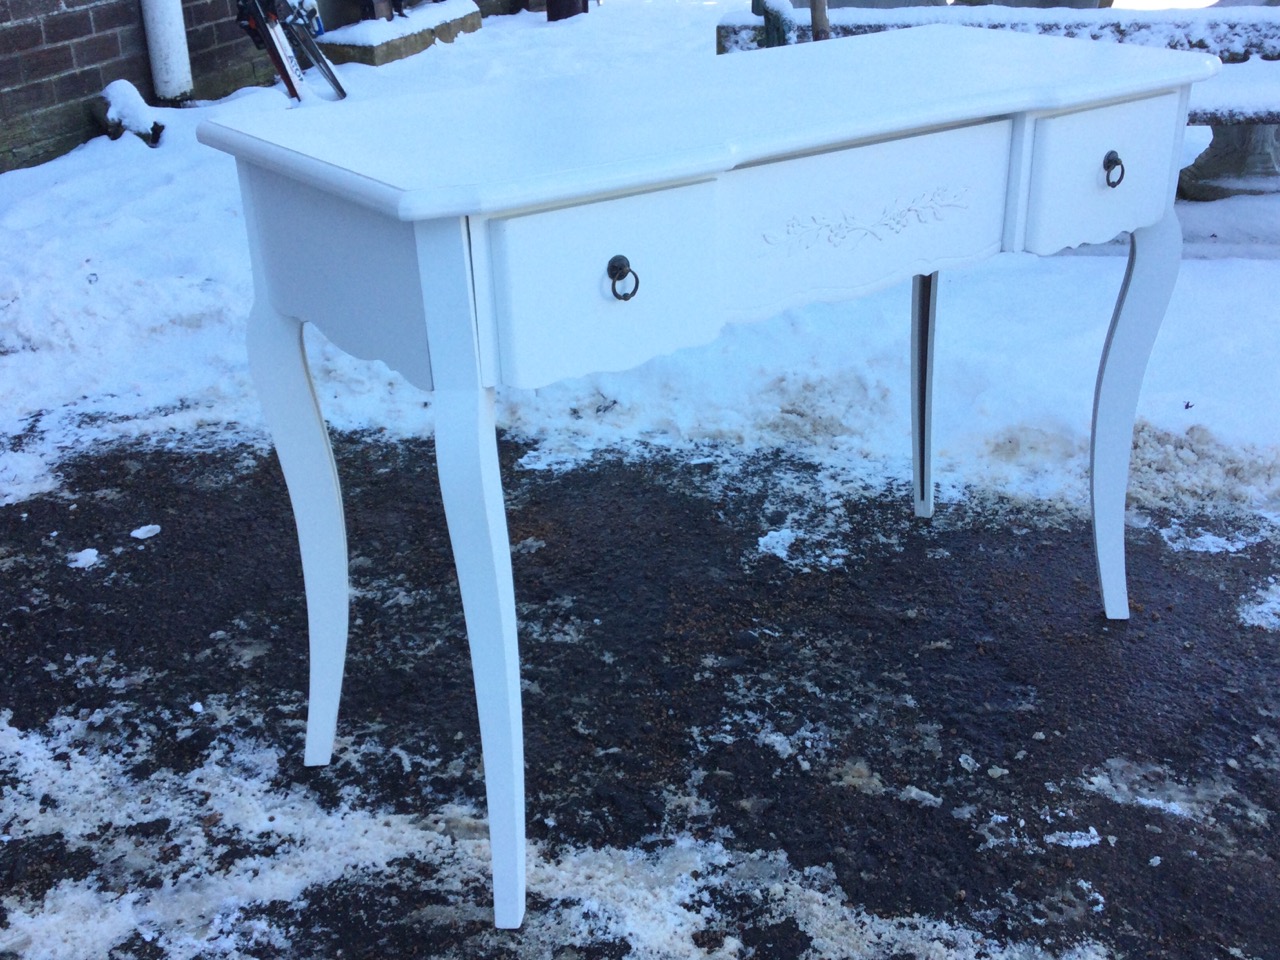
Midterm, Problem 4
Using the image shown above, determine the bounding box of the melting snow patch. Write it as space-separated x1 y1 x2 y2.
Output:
1045 827 1101 848
522 840 1111 960
66 548 99 569
899 786 943 808
832 759 886 795
0 708 491 959
0 450 58 504
1077 880 1106 913
757 527 799 560
130 524 161 540
1239 578 1280 631
1080 758 1237 822
977 813 1039 853
1158 519 1260 554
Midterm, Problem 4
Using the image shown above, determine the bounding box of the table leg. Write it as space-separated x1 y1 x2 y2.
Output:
246 302 349 766
433 387 526 929
912 272 938 519
1091 207 1182 620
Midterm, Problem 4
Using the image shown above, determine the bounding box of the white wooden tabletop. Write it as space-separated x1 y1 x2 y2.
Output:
197 25 1218 220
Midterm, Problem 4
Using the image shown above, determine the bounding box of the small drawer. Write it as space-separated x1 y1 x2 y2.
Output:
1023 93 1182 255
717 120 1013 321
486 182 721 390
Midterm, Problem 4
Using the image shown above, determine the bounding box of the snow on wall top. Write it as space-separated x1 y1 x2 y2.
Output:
726 4 1280 61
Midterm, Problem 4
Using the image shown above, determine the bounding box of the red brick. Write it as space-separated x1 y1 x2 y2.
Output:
53 63 104 99
190 46 222 72
1 99 98 172
0 85 65 126
21 43 74 81
188 0 225 27
187 21 215 50
0 76 51 116
90 0 140 32
0 19 41 54
185 0 236 30
6 0 42 21
73 30 120 67
116 23 145 57
42 8 94 43
214 17 246 44
121 61 154 98
97 56 154 95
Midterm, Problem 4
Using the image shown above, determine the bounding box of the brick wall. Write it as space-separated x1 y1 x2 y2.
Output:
183 0 276 103
1 0 151 171
0 0 275 174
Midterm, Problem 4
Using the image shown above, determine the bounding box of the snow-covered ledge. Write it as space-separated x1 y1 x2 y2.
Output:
1179 57 1279 199
317 0 482 66
717 4 1280 58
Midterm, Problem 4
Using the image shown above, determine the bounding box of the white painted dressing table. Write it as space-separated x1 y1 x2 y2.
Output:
197 26 1218 928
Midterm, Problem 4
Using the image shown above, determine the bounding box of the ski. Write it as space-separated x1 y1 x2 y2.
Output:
279 0 348 100
237 0 346 102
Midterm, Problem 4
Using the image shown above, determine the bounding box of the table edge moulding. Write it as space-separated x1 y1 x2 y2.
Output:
196 25 1220 929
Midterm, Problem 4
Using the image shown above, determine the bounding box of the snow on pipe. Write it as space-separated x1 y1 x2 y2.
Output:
139 0 194 102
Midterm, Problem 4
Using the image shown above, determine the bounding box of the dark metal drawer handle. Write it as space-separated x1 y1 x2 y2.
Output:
1103 150 1125 188
607 255 639 301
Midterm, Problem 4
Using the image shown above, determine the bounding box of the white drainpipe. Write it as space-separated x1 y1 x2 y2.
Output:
139 0 194 101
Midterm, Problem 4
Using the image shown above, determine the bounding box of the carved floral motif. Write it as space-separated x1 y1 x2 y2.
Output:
764 188 969 251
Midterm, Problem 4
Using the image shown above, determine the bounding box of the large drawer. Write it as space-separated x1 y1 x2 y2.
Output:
717 120 1013 321
485 182 721 390
1023 93 1183 255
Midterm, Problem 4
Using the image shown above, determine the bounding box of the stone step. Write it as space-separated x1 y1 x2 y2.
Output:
317 0 482 67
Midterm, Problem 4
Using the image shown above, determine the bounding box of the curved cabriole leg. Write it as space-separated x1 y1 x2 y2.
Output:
246 302 349 765
433 387 526 929
912 272 938 519
1091 208 1182 620
415 217 525 927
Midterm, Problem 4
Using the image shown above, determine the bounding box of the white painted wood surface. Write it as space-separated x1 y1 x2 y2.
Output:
1023 93 1186 255
199 27 1216 221
1091 209 1184 622
197 26 1219 930
717 121 1011 324
489 181 721 388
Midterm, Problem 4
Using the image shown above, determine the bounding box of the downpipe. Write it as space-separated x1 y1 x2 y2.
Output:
139 0 194 102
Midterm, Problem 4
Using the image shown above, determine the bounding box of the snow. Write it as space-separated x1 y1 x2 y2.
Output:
1239 578 1280 630
319 0 480 45
758 527 800 559
102 79 161 134
1045 827 1102 849
1191 56 1280 119
1 0 1279 954
65 548 100 569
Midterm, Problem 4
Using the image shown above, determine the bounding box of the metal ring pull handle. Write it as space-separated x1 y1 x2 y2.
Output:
607 254 639 302
1103 150 1125 189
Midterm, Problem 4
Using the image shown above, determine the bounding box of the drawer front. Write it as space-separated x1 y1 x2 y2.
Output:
487 182 720 389
1023 93 1182 255
717 121 1012 322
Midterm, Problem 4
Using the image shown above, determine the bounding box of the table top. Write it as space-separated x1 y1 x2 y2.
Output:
197 25 1218 221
